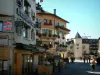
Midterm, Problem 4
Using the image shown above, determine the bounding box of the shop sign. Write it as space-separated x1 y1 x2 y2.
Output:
3 21 12 31
0 46 10 60
0 35 8 46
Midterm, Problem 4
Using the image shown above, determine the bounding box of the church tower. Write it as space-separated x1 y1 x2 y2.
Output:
73 32 82 58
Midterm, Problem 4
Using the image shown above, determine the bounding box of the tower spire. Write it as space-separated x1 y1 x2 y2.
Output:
75 32 81 38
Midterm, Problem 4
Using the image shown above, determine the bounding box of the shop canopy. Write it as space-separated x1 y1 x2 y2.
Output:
14 43 46 52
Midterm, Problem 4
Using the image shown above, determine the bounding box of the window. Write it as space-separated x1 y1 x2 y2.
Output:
23 27 28 38
48 30 52 37
82 45 85 49
0 21 3 32
43 29 48 33
16 25 22 34
44 19 47 24
49 20 52 25
31 29 35 40
62 25 64 27
56 22 59 26
15 21 23 34
77 44 79 46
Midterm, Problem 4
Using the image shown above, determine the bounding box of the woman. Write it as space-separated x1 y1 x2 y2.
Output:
90 56 97 71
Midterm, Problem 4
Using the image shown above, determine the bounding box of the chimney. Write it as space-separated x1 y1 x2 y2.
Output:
54 9 56 15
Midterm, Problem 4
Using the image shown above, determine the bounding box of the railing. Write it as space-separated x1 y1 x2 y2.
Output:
56 46 67 51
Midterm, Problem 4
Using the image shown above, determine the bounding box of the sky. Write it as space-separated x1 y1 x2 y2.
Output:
36 0 100 39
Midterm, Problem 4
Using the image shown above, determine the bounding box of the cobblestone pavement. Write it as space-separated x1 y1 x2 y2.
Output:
52 59 100 75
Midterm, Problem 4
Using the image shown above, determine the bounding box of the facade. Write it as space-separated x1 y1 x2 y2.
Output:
36 3 70 58
0 0 40 75
66 32 100 58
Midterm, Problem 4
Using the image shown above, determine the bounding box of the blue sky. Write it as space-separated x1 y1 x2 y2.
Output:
36 0 100 39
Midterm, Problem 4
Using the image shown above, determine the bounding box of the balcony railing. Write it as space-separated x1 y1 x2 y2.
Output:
56 46 67 51
36 32 41 37
55 25 70 31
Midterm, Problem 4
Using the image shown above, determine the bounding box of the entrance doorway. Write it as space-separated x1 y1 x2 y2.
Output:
22 54 34 75
0 60 10 75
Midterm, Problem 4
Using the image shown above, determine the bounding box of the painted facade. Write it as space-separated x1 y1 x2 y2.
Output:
36 3 70 58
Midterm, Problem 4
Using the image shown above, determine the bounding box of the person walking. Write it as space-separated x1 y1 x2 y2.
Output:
88 55 91 63
83 56 86 64
90 56 97 71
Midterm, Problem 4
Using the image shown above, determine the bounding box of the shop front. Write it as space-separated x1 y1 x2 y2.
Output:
0 46 10 75
13 43 38 75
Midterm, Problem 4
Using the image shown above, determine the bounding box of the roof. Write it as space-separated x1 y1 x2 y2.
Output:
37 11 69 23
82 39 98 44
98 37 100 40
66 40 74 44
75 32 82 38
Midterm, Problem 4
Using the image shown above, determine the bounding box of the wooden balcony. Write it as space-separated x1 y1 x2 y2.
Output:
55 25 70 33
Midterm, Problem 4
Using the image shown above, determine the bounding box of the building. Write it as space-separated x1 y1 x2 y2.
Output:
36 3 70 58
0 0 41 75
66 32 100 58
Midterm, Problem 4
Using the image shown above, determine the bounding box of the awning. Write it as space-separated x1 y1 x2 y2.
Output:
15 43 46 52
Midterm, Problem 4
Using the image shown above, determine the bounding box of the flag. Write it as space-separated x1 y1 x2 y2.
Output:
40 0 43 2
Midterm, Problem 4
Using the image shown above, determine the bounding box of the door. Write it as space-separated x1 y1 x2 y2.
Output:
0 60 9 75
22 54 34 75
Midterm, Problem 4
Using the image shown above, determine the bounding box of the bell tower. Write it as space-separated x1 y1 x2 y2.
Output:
73 32 82 58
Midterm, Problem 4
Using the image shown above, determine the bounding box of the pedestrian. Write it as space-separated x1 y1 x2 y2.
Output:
90 56 97 71
88 55 91 63
65 57 69 64
83 56 86 64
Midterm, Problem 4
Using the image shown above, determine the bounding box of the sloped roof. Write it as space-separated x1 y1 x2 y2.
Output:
75 32 82 38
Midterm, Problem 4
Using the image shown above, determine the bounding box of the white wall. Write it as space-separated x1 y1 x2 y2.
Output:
0 0 14 15
14 0 36 45
14 28 36 45
82 44 89 53
98 40 100 50
74 38 82 58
